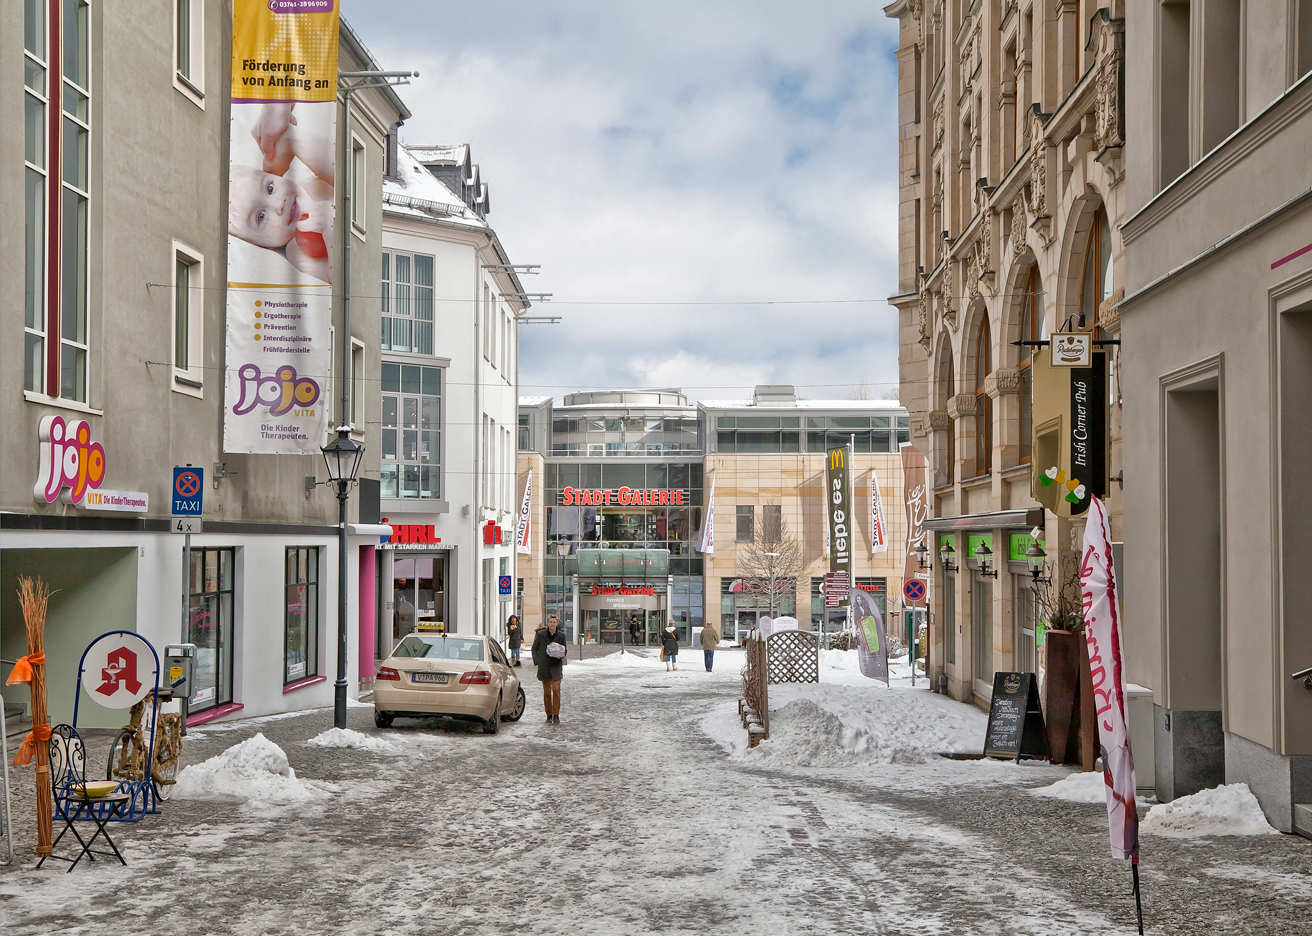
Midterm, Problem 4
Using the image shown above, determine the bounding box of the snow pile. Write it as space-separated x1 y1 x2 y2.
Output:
174 733 325 805
1141 784 1278 838
306 727 396 753
1031 771 1109 804
702 678 987 766
569 650 664 671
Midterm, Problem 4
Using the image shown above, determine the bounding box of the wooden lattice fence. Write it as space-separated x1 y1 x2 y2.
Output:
765 629 819 685
739 634 769 746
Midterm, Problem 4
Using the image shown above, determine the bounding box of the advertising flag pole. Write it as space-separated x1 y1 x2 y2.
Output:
1132 862 1143 934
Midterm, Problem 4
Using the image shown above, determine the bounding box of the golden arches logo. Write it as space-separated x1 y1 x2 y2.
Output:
829 449 846 469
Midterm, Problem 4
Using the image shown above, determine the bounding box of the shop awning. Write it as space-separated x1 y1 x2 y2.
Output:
922 508 1044 533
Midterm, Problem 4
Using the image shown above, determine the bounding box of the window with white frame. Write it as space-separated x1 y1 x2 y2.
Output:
61 0 92 402
24 0 48 393
350 339 365 432
482 284 492 361
381 362 441 499
351 136 366 233
173 244 203 393
381 250 433 355
174 0 204 104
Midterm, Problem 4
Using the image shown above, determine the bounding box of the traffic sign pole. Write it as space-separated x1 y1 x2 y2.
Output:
172 466 205 711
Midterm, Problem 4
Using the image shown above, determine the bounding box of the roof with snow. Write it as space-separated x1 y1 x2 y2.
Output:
382 145 485 227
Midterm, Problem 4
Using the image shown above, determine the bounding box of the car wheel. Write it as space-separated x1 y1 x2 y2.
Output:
374 710 393 729
482 697 501 734
503 686 526 722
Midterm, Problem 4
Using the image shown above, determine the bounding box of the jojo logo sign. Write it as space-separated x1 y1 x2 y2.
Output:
34 415 106 505
232 363 322 417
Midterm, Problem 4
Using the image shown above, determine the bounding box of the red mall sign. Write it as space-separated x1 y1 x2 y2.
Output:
590 585 656 597
383 523 441 545
559 487 687 507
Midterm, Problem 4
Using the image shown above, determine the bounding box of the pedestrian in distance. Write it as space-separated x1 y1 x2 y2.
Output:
700 621 720 672
532 613 568 723
629 614 642 647
506 615 523 667
662 623 680 672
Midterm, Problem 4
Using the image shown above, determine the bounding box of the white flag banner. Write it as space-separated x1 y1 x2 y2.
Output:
698 477 715 554
870 465 889 554
516 470 533 555
1080 495 1139 863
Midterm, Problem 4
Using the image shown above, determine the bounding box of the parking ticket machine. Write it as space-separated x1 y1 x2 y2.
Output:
164 643 196 733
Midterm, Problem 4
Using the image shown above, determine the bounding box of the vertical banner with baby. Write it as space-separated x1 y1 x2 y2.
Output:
224 0 339 454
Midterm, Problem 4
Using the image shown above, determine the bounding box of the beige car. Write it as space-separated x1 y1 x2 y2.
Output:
373 634 525 733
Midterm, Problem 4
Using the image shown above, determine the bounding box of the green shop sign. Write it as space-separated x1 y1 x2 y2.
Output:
1008 532 1045 563
966 534 993 560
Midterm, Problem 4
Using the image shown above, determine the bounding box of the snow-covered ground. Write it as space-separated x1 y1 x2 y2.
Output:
2 648 1308 935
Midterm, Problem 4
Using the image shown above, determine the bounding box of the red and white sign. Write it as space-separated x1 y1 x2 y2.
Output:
698 477 715 554
1080 496 1139 863
559 487 687 507
80 632 157 710
517 470 533 555
870 466 889 554
385 523 440 545
590 584 655 597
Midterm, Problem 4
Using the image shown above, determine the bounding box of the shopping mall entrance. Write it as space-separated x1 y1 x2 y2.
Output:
390 552 448 644
578 592 667 647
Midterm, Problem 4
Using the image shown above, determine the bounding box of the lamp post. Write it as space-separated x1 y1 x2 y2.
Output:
939 541 958 573
322 426 364 729
974 543 998 579
1025 542 1049 585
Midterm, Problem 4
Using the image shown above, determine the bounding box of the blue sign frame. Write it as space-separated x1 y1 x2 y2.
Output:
172 466 204 517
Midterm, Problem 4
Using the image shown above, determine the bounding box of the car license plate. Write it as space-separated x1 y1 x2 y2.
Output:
411 672 448 684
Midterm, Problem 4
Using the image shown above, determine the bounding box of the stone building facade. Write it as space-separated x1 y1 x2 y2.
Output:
885 0 1125 707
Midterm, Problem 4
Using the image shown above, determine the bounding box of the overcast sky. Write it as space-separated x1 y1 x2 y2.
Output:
342 1 902 404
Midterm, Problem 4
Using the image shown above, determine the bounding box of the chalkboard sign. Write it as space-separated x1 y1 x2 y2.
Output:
983 672 1049 761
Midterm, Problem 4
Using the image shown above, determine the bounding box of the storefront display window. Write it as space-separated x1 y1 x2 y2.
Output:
187 548 234 713
284 547 319 684
381 362 441 499
973 578 993 684
393 554 446 638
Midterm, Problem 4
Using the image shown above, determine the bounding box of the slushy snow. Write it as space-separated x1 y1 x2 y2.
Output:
1141 783 1278 837
307 727 396 752
174 733 325 805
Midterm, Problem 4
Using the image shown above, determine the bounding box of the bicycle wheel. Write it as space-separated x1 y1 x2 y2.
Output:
106 728 143 782
151 713 183 801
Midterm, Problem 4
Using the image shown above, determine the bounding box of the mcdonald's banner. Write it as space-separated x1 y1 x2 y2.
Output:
223 0 340 454
1031 344 1108 518
826 445 853 605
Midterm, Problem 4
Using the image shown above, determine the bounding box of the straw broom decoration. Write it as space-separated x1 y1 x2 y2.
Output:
9 577 53 857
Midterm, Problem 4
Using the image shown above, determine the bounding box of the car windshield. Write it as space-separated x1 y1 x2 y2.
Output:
393 635 485 662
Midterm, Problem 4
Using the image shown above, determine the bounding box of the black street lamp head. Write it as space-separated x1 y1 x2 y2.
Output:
1026 542 1048 582
321 425 364 486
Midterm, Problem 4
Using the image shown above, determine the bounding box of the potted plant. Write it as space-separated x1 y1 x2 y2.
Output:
1036 560 1096 768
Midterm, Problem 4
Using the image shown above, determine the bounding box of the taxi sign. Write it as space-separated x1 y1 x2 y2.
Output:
172 466 204 517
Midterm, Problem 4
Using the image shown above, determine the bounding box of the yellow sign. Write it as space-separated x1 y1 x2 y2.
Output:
231 0 339 103
169 666 182 681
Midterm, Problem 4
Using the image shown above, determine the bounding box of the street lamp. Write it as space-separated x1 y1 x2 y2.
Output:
322 425 364 729
913 540 930 571
939 541 958 572
974 542 998 579
1025 542 1049 585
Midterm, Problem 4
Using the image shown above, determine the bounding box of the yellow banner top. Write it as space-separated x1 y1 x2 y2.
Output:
231 0 339 103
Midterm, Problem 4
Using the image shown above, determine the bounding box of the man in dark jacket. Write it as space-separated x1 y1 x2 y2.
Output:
506 615 523 666
531 614 568 723
661 624 680 672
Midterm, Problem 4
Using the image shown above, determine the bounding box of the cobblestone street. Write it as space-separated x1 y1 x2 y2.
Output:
3 650 1311 935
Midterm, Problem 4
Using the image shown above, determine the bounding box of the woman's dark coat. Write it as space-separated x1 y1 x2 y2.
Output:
532 626 567 682
661 629 680 657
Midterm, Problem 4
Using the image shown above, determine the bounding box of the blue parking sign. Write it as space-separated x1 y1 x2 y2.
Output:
172 467 204 517
498 575 512 596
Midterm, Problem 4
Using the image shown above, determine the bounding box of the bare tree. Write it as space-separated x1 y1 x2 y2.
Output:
849 376 871 400
734 506 807 617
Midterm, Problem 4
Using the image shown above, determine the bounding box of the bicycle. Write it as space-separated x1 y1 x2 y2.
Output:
107 688 184 801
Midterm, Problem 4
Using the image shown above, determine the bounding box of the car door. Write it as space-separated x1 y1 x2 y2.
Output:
488 640 517 707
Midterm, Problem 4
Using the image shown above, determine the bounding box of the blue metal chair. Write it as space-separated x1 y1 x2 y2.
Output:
39 725 130 871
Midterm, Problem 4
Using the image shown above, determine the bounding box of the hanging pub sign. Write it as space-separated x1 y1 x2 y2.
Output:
826 445 853 606
1031 348 1108 517
1051 332 1092 367
559 487 688 507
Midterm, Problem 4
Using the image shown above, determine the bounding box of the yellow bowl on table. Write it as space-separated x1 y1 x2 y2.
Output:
75 781 120 798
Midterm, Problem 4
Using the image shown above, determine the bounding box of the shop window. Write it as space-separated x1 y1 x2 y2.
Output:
973 578 993 683
187 548 235 713
284 547 319 684
381 362 442 499
944 573 956 665
381 250 434 354
736 505 754 542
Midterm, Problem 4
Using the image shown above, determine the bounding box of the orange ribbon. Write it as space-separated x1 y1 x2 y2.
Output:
13 724 52 766
5 652 45 685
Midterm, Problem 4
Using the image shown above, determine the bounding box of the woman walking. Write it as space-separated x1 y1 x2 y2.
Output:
532 613 568 723
661 623 680 672
506 615 523 667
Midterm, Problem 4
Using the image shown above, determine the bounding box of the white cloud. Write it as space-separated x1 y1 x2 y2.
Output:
343 0 903 402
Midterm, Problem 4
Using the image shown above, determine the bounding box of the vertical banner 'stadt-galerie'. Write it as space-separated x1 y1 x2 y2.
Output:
224 0 340 454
